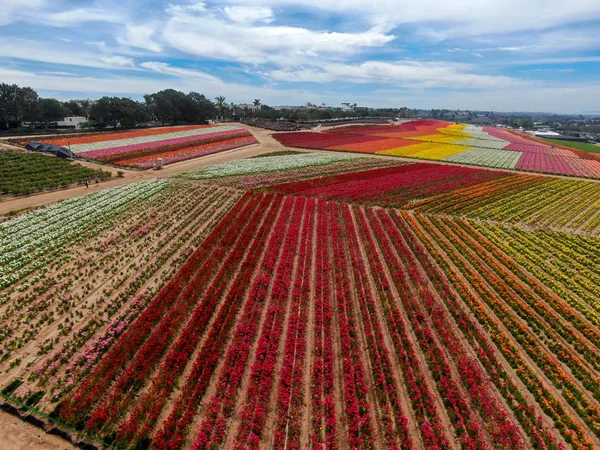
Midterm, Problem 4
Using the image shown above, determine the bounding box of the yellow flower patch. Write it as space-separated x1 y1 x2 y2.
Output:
378 142 471 160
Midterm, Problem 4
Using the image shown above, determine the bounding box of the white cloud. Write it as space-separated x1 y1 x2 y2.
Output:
101 56 135 68
216 0 600 37
0 0 45 26
140 61 222 84
165 2 207 14
0 67 330 106
44 8 126 27
521 56 600 65
163 8 394 65
0 38 138 70
479 28 600 54
269 60 523 89
118 24 162 52
223 6 274 23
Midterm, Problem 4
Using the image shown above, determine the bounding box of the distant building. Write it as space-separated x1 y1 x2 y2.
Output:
56 116 87 129
237 103 262 113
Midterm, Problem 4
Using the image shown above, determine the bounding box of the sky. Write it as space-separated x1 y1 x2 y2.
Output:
1 0 599 113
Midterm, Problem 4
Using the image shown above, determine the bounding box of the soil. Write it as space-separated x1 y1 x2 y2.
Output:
0 411 77 450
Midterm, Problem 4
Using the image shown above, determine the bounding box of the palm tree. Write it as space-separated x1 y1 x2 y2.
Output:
215 95 226 117
253 98 261 107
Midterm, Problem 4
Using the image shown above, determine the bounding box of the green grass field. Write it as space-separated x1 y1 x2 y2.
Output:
542 138 600 153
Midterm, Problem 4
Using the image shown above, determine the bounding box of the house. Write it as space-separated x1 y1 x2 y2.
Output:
56 116 87 129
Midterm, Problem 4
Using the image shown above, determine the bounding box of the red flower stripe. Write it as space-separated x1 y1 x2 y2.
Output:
353 208 453 449
310 200 337 448
119 136 256 168
152 194 293 449
58 192 259 425
271 198 316 448
88 193 278 441
364 208 488 448
328 202 374 448
340 204 412 449
376 210 525 448
269 163 508 209
83 192 272 432
192 197 304 449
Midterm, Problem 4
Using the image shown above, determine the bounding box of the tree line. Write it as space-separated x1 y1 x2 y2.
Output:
0 82 411 131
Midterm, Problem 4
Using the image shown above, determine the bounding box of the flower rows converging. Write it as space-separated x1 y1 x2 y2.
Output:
0 180 168 288
3 153 600 450
39 125 257 168
273 119 600 179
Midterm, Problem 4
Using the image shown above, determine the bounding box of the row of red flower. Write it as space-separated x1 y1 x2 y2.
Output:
59 192 263 424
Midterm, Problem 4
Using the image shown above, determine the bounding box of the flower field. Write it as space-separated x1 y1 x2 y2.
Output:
39 125 257 168
273 120 600 179
2 153 600 449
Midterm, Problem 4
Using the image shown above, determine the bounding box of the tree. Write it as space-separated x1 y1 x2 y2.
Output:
145 89 188 125
91 97 148 128
519 118 534 130
20 87 40 125
215 95 226 117
0 83 22 128
39 98 67 124
184 92 215 123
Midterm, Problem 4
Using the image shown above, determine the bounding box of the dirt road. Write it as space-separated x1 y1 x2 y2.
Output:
0 411 77 450
0 125 278 215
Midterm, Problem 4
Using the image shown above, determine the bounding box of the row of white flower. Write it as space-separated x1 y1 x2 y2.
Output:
178 152 362 180
69 125 241 153
0 180 169 288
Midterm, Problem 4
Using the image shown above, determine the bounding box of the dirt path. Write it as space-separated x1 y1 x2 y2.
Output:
0 410 77 450
0 134 271 215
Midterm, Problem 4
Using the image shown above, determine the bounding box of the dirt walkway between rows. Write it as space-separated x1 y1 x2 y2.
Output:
0 411 77 450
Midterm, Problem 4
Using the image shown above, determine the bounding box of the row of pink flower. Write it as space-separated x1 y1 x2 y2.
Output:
516 152 600 178
131 138 256 168
270 199 314 448
78 128 250 159
310 201 337 448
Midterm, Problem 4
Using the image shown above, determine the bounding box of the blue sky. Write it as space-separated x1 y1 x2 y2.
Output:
1 0 599 113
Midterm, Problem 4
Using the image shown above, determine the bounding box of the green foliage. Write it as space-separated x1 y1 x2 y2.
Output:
0 150 112 196
543 138 600 154
90 97 150 128
25 390 45 407
145 89 215 124
252 150 306 158
1 379 23 396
